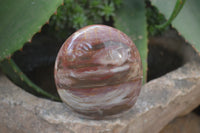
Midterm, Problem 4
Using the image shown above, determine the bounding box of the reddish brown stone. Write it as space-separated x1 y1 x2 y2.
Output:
54 25 143 119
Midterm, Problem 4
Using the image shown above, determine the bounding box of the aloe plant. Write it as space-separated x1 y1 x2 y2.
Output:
152 0 200 55
115 0 148 82
0 0 62 99
0 59 60 101
0 0 199 100
0 0 63 61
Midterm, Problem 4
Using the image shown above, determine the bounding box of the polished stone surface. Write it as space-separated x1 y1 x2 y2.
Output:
54 25 143 119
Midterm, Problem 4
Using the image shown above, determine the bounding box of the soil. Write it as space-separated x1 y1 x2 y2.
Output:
147 44 183 81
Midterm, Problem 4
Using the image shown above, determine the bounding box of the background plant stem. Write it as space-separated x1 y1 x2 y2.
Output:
156 0 186 29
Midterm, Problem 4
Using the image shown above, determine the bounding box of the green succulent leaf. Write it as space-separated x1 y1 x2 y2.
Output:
114 0 148 83
151 0 200 55
0 0 63 61
100 2 115 21
0 59 60 101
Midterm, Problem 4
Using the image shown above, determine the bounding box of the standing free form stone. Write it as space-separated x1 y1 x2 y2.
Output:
54 25 143 119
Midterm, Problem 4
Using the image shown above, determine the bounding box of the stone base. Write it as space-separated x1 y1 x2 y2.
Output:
160 113 200 133
0 61 200 133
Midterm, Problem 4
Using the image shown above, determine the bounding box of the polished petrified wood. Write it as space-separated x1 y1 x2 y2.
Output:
54 25 143 119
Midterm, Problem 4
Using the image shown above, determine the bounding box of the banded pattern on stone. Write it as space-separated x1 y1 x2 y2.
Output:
54 25 142 119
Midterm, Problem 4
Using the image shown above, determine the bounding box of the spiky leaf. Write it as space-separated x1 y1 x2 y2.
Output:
115 0 148 82
0 0 63 61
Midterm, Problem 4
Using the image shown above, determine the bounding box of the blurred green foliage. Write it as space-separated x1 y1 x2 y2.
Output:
49 0 122 39
49 0 169 39
146 1 168 36
1 0 192 100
